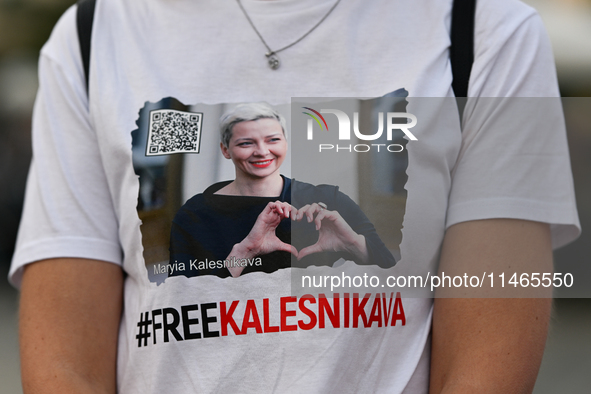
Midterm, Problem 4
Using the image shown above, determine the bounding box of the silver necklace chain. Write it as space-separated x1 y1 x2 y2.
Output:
236 0 342 70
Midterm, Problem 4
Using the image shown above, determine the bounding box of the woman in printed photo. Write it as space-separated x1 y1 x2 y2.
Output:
168 102 396 278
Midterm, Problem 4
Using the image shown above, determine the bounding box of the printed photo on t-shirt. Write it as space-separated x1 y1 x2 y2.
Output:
130 93 410 285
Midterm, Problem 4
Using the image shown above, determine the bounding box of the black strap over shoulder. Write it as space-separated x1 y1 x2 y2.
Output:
450 0 476 98
76 0 97 93
450 0 476 122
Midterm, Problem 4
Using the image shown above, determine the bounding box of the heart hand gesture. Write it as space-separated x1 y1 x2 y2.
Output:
227 201 298 277
295 203 369 263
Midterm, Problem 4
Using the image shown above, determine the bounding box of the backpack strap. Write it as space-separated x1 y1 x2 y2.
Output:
450 0 476 121
76 0 97 93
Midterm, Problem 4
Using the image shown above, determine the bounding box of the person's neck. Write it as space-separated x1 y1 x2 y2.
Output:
227 173 284 197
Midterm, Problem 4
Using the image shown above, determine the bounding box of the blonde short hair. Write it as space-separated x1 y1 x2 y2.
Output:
219 103 287 147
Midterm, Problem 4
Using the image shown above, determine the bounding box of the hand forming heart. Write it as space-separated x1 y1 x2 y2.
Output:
226 201 369 277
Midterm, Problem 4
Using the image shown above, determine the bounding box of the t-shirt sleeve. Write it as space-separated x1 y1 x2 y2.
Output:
446 2 580 249
9 6 122 288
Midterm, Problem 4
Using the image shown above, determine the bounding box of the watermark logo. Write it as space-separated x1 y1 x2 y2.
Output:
302 107 329 136
302 107 417 152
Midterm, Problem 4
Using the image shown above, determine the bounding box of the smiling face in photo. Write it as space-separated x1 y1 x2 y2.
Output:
221 118 287 181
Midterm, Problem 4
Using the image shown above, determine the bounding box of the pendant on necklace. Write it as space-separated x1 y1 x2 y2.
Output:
266 52 280 70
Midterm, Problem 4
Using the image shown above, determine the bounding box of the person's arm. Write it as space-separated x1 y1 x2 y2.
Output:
227 201 298 277
19 258 123 394
430 219 552 393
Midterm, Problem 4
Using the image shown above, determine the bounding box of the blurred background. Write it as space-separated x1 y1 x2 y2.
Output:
0 0 589 392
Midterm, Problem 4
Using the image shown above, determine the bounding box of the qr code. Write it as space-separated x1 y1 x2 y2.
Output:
146 109 203 156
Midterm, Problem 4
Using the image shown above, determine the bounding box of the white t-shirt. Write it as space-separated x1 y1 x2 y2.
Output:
10 0 580 393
